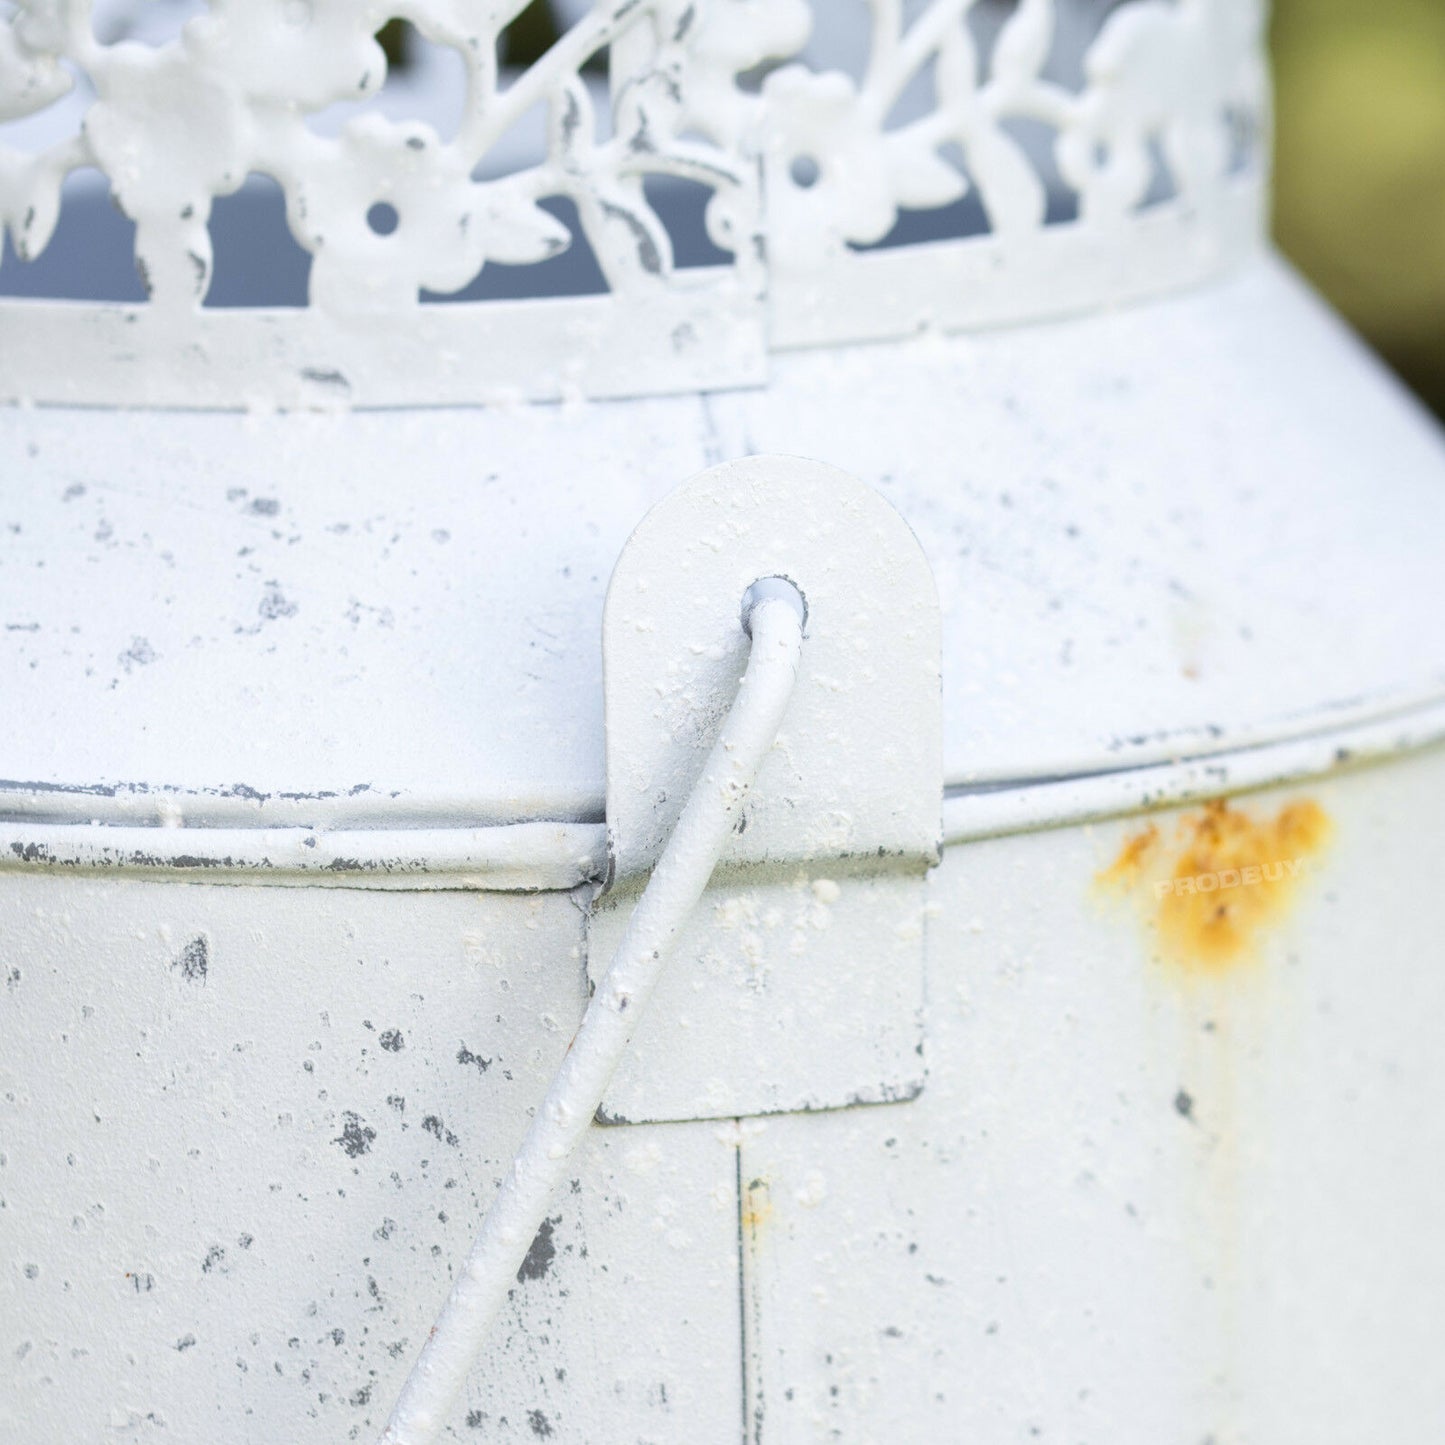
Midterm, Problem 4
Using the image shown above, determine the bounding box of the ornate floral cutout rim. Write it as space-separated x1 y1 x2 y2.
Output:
0 0 1269 406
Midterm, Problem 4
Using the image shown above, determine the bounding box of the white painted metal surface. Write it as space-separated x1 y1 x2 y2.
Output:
4 746 1444 1442
2 1 1445 1442
603 456 941 880
0 880 748 1442
0 0 1266 405
741 749 1445 1443
2 259 1444 828
593 456 939 1123
382 578 804 1444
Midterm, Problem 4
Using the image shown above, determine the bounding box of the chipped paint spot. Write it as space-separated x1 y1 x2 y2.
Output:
516 1216 558 1283
172 936 208 983
118 635 156 673
1099 797 1332 970
258 585 298 621
334 1112 375 1158
421 1114 459 1148
456 1042 491 1073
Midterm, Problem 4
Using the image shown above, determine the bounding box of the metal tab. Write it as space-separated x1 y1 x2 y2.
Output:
594 455 942 1123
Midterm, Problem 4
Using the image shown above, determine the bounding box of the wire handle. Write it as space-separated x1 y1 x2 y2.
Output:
377 582 806 1445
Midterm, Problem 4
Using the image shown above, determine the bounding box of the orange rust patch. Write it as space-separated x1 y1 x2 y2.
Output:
1099 797 1332 971
1096 821 1160 887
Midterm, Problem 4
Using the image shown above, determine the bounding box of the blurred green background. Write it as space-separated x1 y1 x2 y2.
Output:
1272 0 1445 419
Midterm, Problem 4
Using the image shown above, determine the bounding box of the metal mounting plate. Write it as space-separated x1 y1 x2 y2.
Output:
603 455 942 881
595 455 942 1123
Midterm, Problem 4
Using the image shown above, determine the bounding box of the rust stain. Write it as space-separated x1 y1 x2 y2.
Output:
1096 821 1160 887
1099 797 1332 971
741 1177 772 1235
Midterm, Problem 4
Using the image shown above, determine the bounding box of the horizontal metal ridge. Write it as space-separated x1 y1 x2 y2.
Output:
1 698 1442 890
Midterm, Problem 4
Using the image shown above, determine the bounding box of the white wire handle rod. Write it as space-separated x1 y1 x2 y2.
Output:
378 579 807 1445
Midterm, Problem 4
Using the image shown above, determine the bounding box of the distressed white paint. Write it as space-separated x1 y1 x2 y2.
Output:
0 285 771 410
590 867 929 1125
6 692 1445 893
737 746 1445 1444
603 457 941 879
591 457 938 1123
1 2 1444 1441
0 819 605 890
3 259 1444 829
0 0 1268 405
5 746 1445 1441
380 584 803 1444
0 878 745 1442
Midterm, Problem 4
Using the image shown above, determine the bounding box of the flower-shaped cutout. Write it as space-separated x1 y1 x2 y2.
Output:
284 114 569 312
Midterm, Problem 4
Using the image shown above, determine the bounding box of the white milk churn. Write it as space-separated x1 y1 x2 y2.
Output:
3 1 1445 1441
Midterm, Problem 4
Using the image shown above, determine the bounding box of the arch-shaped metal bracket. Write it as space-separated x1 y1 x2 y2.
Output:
591 455 943 1124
